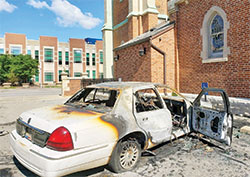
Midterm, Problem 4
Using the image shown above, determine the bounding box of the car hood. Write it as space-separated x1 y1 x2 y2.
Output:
19 104 105 133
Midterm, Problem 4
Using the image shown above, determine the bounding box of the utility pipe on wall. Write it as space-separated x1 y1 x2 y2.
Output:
149 37 167 85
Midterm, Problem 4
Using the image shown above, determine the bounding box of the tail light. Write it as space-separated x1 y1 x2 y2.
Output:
46 127 74 151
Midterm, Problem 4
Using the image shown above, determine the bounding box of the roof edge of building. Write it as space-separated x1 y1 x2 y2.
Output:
114 21 175 52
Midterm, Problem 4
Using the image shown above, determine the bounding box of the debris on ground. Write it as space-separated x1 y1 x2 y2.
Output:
240 126 250 135
233 130 241 138
180 134 214 153
205 146 214 152
0 130 9 136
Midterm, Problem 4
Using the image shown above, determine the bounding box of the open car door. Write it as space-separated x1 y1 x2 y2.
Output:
192 88 233 146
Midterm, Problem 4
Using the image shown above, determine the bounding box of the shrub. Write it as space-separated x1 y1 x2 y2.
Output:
0 54 38 84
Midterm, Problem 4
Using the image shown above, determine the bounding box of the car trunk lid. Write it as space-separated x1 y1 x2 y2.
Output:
16 105 105 147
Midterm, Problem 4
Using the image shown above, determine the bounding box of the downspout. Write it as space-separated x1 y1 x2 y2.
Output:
149 37 167 85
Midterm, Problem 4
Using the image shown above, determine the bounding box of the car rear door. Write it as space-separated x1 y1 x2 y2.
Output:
192 88 233 146
133 87 172 144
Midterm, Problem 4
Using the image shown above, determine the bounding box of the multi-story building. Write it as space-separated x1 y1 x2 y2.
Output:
104 0 250 98
0 33 104 85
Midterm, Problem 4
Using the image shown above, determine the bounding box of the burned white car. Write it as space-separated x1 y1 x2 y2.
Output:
10 82 233 177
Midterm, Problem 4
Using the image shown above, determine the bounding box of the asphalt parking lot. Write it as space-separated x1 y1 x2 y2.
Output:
0 88 250 177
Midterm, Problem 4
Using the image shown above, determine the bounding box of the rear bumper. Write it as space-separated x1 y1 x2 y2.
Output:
10 130 115 177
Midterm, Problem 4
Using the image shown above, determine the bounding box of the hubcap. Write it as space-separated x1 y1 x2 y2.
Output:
119 142 139 169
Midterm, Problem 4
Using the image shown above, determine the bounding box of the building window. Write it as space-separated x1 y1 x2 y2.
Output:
45 72 53 82
65 51 69 65
35 50 39 60
92 53 96 66
74 50 82 63
44 48 53 62
59 70 62 81
11 46 21 55
66 70 69 77
100 73 104 79
87 70 90 77
58 51 62 65
35 75 39 82
0 48 4 54
74 72 81 77
201 6 230 63
92 70 96 79
27 50 31 55
100 51 103 64
86 53 90 66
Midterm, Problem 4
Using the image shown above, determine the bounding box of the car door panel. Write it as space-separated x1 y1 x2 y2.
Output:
133 88 172 144
192 88 233 146
136 109 172 144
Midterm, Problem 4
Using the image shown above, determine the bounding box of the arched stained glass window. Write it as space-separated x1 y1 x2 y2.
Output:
201 6 229 63
210 15 224 56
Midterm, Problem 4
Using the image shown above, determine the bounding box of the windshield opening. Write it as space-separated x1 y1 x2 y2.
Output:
65 88 120 113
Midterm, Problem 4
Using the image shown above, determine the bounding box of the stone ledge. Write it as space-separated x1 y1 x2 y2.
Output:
240 126 250 135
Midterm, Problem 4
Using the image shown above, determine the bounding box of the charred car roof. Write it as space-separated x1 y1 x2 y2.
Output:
86 82 157 90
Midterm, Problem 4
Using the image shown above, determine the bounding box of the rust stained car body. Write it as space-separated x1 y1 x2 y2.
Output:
10 82 233 177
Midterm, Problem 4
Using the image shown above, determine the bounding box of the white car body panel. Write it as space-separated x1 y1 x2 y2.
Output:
10 82 232 176
10 130 115 177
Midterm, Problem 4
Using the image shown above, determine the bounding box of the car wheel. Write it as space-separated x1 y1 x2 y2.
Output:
109 139 141 173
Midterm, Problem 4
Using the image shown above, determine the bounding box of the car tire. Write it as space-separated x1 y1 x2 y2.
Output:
108 138 141 173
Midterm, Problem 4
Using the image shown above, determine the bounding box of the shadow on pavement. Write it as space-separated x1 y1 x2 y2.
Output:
65 166 106 177
0 168 13 177
13 156 38 177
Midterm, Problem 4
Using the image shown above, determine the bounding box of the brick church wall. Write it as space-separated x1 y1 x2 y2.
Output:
172 0 250 97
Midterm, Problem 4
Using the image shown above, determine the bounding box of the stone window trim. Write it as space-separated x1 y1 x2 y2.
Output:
200 6 230 64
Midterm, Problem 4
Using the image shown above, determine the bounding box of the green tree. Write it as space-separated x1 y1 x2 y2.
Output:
10 55 39 83
0 54 12 83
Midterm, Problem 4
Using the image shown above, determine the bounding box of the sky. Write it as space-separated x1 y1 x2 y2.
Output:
0 0 104 42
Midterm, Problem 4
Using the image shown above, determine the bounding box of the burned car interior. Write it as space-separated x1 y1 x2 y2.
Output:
134 87 187 131
135 88 163 112
66 88 119 112
164 97 187 130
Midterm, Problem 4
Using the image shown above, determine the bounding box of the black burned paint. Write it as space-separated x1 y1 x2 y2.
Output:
52 105 98 115
100 114 128 140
